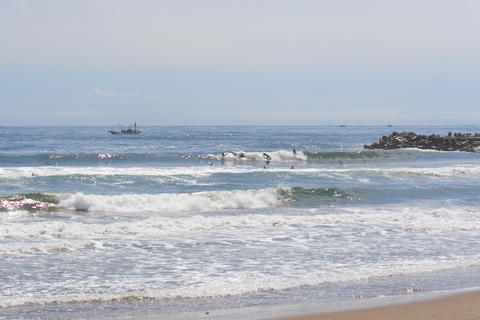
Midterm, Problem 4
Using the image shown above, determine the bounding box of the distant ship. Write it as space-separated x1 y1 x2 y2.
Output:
108 122 141 134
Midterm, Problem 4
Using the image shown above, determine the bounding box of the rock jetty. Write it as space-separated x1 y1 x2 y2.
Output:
364 131 480 152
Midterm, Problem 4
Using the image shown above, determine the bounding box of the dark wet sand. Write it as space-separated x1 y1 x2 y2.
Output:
268 291 480 320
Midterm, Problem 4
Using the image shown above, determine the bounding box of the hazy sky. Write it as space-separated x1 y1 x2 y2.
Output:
1 0 479 125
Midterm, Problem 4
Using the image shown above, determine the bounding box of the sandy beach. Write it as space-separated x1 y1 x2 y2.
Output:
269 291 480 320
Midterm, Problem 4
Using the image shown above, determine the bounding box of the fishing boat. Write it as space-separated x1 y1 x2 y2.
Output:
108 122 141 134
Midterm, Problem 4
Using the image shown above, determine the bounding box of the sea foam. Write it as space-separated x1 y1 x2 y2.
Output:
59 188 285 213
2 164 480 179
2 254 480 308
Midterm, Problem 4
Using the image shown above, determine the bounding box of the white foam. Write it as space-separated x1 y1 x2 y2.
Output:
3 203 480 307
0 239 104 255
2 254 480 308
0 166 222 178
1 164 480 179
0 165 285 178
59 188 285 213
3 205 480 249
219 150 308 162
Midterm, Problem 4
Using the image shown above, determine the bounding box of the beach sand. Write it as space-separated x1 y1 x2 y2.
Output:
268 291 480 320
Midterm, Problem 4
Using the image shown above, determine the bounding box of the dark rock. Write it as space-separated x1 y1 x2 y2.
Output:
364 132 480 152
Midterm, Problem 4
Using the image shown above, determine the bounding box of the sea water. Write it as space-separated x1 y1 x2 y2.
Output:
1 125 480 319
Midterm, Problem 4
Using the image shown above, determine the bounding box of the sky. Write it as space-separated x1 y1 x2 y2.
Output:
1 0 479 126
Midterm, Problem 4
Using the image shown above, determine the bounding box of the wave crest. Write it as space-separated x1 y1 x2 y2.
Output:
1 187 353 215
0 193 58 212
188 149 387 163
60 188 286 213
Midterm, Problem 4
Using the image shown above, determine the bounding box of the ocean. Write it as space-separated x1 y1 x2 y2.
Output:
1 125 480 319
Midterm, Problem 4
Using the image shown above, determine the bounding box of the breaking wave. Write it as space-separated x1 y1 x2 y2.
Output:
59 187 351 213
1 187 352 214
0 193 58 212
59 189 283 213
2 164 480 180
4 205 480 254
303 150 388 159
187 149 387 163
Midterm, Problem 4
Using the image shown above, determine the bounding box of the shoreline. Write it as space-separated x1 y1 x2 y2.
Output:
266 290 480 320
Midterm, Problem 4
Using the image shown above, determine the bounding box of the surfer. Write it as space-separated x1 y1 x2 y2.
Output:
263 152 271 165
292 148 296 155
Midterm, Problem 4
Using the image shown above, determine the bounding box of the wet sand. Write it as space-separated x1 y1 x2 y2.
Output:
269 291 480 320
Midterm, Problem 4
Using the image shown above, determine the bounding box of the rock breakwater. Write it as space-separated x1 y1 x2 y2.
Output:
364 131 480 152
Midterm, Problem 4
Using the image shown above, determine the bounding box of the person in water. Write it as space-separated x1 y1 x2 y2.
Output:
262 153 271 165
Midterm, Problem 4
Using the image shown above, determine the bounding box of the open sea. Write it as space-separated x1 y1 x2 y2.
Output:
1 125 480 319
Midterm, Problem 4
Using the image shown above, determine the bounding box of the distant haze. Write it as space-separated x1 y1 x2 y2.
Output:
1 0 479 125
